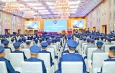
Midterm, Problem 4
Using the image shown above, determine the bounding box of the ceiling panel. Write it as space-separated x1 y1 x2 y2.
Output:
0 0 103 18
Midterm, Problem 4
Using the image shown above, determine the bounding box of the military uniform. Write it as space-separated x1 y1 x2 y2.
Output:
63 50 78 53
0 46 20 73
12 50 27 60
3 40 12 52
56 40 86 73
25 45 46 73
39 42 54 66
91 41 104 60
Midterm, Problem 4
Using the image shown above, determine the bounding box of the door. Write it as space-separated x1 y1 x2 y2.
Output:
93 27 96 32
18 29 21 34
102 25 107 34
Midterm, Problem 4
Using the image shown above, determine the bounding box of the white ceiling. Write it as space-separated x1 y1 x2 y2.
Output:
0 0 103 18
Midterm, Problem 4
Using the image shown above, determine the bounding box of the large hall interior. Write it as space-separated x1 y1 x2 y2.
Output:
0 0 115 73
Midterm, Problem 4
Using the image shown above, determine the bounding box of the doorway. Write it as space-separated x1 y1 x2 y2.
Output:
5 29 10 35
79 29 83 33
34 30 38 34
18 29 21 34
93 27 96 32
102 25 107 34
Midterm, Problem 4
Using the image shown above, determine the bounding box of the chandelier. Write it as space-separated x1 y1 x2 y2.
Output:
33 15 42 20
55 0 70 19
3 2 21 13
23 13 34 18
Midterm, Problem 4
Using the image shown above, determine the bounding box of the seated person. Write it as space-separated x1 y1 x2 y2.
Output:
10 38 14 44
0 46 20 73
26 41 31 48
63 49 78 53
47 39 53 48
103 38 113 51
111 34 115 41
91 41 104 61
85 39 96 59
12 42 27 60
39 42 54 66
3 40 12 52
25 45 46 73
55 40 86 73
105 46 115 61
34 39 38 45
98 46 115 73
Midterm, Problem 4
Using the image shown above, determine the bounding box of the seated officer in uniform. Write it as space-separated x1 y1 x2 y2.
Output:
111 34 115 41
12 42 27 60
26 41 31 48
91 41 104 61
33 39 39 45
47 39 53 48
80 37 87 48
105 38 112 45
56 39 86 73
98 46 115 73
105 46 115 61
93 40 104 53
3 40 12 52
0 46 20 73
103 38 113 51
25 45 46 73
39 42 54 66
85 39 96 59
63 40 78 54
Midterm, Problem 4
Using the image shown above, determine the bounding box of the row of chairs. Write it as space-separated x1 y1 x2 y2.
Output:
0 36 66 73
73 36 115 73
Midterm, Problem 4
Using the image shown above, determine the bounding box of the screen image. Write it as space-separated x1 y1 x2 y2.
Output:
44 20 67 32
72 20 85 29
25 21 39 29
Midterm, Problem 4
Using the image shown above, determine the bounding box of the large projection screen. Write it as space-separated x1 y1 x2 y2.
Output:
44 20 67 32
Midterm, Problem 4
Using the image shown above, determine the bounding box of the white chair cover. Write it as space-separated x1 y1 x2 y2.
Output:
61 62 83 73
0 61 8 73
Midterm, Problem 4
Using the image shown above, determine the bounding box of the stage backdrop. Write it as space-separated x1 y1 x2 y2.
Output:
44 20 67 32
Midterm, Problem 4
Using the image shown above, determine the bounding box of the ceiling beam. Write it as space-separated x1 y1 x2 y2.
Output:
40 0 54 15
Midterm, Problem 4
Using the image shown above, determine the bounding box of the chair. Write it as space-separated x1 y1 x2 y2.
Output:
104 45 114 53
51 44 57 56
81 43 87 50
87 48 97 72
82 44 88 57
22 62 43 73
102 61 115 73
76 38 79 42
81 43 87 56
0 61 8 73
9 53 24 72
8 44 15 51
4 49 11 60
21 49 30 59
91 53 108 73
78 40 82 54
38 53 53 73
47 47 55 60
61 62 83 73
111 41 115 44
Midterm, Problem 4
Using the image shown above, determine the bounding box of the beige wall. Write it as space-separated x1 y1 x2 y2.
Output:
0 11 25 34
86 0 115 34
